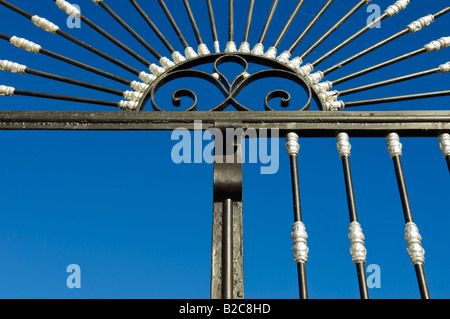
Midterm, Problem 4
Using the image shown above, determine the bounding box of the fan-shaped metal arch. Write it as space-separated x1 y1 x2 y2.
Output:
0 0 448 113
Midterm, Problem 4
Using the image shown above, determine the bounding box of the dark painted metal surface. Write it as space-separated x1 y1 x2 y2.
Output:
211 130 244 299
341 155 369 299
288 146 308 299
391 154 430 299
0 111 449 137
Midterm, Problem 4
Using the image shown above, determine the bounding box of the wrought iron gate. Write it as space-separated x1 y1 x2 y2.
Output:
0 0 449 299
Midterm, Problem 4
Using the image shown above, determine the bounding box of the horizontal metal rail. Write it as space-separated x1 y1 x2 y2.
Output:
0 111 449 136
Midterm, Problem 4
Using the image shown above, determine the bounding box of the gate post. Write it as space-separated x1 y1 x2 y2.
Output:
210 128 244 299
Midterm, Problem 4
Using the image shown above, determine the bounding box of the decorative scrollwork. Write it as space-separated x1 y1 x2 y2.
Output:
141 53 314 112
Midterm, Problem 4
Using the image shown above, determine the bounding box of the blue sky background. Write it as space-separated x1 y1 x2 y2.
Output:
0 0 449 299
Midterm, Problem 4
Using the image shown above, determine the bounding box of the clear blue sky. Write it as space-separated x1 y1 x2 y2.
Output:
0 0 449 299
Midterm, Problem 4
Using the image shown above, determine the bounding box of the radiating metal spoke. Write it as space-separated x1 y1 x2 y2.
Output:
157 0 189 49
93 0 162 61
258 0 279 45
344 90 450 108
129 0 176 54
0 0 141 75
272 0 305 49
299 0 370 61
0 87 120 107
183 0 203 45
339 62 449 96
323 7 450 75
206 0 219 52
243 0 255 44
53 0 151 67
332 33 450 86
0 33 132 86
0 60 124 96
287 0 334 53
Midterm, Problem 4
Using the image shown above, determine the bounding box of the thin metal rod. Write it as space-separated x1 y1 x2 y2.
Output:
342 155 369 299
297 263 308 299
0 0 32 19
13 90 119 107
434 6 450 18
243 0 256 43
356 263 369 299
323 29 408 75
79 15 151 67
96 1 162 60
258 0 279 44
339 68 441 96
272 0 305 48
157 0 189 48
222 198 233 299
228 0 234 42
287 0 334 53
332 48 426 86
344 90 450 108
288 153 308 299
52 0 150 67
289 156 302 222
56 30 141 75
129 0 175 53
415 264 431 299
0 33 131 86
39 49 131 86
391 155 430 299
25 68 124 96
342 156 358 223
299 0 369 60
0 0 141 76
324 8 450 75
446 156 450 173
392 155 413 223
183 0 203 45
312 13 389 67
206 0 219 44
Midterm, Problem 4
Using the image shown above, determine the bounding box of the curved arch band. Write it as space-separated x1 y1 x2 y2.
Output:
136 53 315 112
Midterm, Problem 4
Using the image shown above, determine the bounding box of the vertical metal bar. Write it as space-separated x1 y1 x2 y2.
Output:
289 154 302 222
386 133 430 299
392 155 415 224
286 133 308 299
438 133 450 173
222 198 234 299
337 133 369 299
